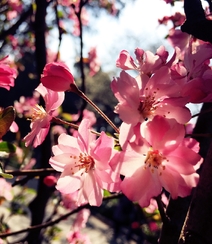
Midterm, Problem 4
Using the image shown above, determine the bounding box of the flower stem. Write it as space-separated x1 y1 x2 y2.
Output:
69 84 120 134
52 117 101 137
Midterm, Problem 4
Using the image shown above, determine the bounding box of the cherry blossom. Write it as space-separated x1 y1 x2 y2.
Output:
112 116 202 207
0 56 17 90
67 209 91 243
67 230 91 244
49 119 120 206
14 91 40 118
111 68 191 127
116 46 168 75
23 83 65 147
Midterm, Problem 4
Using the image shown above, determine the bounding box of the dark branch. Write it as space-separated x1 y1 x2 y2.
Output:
181 0 212 43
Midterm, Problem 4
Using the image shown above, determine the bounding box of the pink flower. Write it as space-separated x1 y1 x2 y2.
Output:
0 178 13 201
43 175 57 187
23 83 65 147
9 121 19 133
116 46 168 75
167 28 190 52
0 56 17 90
49 119 120 206
68 6 89 36
67 208 91 244
184 41 212 79
41 62 75 92
67 230 91 244
61 191 80 210
88 47 101 76
172 40 212 103
14 91 40 117
73 209 90 230
144 193 169 213
159 12 185 28
111 68 191 126
113 116 202 207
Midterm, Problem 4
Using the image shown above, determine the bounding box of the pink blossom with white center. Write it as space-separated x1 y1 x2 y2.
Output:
112 116 202 207
0 56 17 90
111 68 191 127
49 119 120 206
23 83 65 148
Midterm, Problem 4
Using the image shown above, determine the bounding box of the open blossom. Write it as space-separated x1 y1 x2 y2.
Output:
112 116 202 207
49 119 120 206
0 56 17 90
41 62 75 92
111 68 191 128
116 46 168 75
171 40 212 103
23 83 65 147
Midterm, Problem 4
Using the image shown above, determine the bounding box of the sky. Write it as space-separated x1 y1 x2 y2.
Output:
56 0 185 73
51 0 202 121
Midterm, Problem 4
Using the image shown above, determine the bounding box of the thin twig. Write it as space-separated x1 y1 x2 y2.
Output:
155 195 170 224
0 193 122 238
4 168 56 176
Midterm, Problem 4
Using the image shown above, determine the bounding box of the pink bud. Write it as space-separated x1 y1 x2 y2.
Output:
43 175 57 187
41 62 75 92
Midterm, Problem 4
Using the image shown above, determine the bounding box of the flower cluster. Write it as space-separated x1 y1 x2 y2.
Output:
22 37 208 208
110 38 208 206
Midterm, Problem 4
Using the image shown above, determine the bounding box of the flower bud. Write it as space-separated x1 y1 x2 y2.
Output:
41 62 75 92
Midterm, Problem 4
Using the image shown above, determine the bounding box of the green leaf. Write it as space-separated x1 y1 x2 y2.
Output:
0 162 13 179
0 142 16 153
0 106 15 139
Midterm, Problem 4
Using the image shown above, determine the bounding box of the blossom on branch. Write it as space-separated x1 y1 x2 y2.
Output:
112 116 202 207
23 83 65 148
111 68 191 126
49 119 120 206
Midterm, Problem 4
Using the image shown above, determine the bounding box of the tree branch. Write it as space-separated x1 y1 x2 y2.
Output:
0 193 122 238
